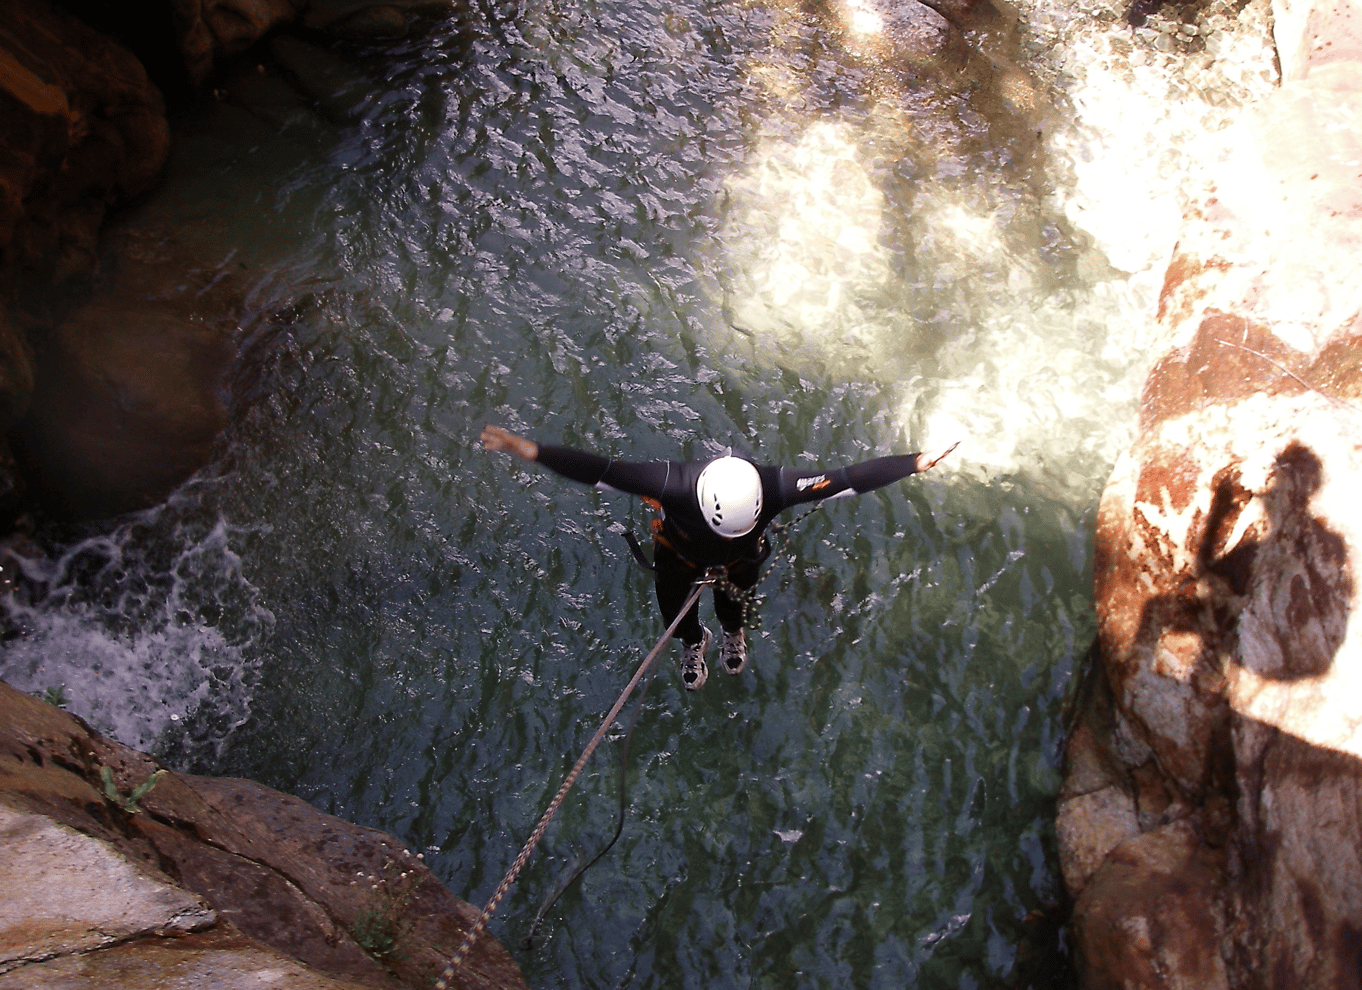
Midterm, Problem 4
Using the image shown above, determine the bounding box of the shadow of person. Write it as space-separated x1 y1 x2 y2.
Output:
1117 440 1357 803
1073 437 1362 989
1209 441 1351 682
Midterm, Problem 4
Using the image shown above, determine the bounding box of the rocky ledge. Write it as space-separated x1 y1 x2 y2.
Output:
1057 0 1362 986
0 677 526 990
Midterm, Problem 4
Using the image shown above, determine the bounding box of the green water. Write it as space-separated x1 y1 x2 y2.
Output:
1 0 1143 985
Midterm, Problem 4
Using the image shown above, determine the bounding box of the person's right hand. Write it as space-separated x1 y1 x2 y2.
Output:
914 441 959 472
480 424 539 462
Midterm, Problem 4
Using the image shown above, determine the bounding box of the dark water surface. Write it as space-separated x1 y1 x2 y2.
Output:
2 0 1143 985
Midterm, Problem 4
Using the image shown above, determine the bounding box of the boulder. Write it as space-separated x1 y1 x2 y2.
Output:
0 802 215 969
304 0 456 39
1060 8 1362 987
271 34 378 123
0 928 379 990
0 676 526 990
175 0 309 85
10 226 240 520
1072 822 1231 990
0 0 170 280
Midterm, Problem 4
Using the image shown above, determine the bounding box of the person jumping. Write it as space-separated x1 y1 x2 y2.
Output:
481 424 957 690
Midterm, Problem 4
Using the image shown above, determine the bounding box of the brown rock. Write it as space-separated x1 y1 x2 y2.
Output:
9 223 246 520
12 295 230 519
175 0 309 85
0 0 169 279
0 801 215 970
1073 822 1230 990
303 0 453 35
0 925 378 989
0 678 528 990
0 308 33 433
1065 35 1362 990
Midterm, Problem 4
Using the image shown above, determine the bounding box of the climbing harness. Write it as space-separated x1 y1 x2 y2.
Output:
432 574 718 989
623 502 825 633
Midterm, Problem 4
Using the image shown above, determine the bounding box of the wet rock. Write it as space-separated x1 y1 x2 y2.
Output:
304 0 456 38
0 0 170 280
1061 15 1362 987
271 34 377 123
215 59 338 144
175 0 309 85
12 297 229 520
0 676 527 990
10 227 239 521
0 310 33 435
1072 821 1230 990
1057 655 1141 894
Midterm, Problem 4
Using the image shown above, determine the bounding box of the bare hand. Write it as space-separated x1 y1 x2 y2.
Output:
915 441 959 472
481 424 539 462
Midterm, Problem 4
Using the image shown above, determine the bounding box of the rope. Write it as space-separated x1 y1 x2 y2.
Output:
521 634 660 950
432 576 715 990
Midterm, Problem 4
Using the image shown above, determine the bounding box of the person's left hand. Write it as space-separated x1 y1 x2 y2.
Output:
481 424 540 462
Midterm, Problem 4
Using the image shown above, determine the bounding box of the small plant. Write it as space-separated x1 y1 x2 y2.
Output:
37 685 68 709
100 766 167 814
348 853 422 963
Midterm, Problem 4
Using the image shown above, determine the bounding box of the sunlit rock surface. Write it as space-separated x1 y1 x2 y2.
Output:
0 679 527 990
1060 1 1362 984
1025 0 1279 280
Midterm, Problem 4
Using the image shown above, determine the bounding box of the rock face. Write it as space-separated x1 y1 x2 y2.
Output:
152 0 456 85
0 0 170 284
1058 3 1362 987
0 0 460 522
11 226 239 519
0 677 526 990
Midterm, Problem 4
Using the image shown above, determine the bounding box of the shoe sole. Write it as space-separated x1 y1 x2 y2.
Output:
721 633 746 675
682 630 712 691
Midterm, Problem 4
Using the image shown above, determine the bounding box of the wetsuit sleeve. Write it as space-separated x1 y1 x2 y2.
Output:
535 444 612 485
535 444 674 498
844 454 923 493
773 454 923 510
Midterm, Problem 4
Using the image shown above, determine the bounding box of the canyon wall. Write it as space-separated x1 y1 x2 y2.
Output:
1057 0 1362 986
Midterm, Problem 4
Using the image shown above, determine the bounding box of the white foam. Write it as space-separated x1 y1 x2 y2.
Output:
0 513 269 757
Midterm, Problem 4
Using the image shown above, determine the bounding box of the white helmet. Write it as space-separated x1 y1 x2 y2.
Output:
696 456 763 538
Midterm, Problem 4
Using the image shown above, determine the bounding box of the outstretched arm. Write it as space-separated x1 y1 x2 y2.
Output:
912 442 959 473
843 441 958 492
481 425 671 494
776 441 960 509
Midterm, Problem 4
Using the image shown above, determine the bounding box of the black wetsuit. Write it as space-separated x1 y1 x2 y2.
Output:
535 443 928 646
